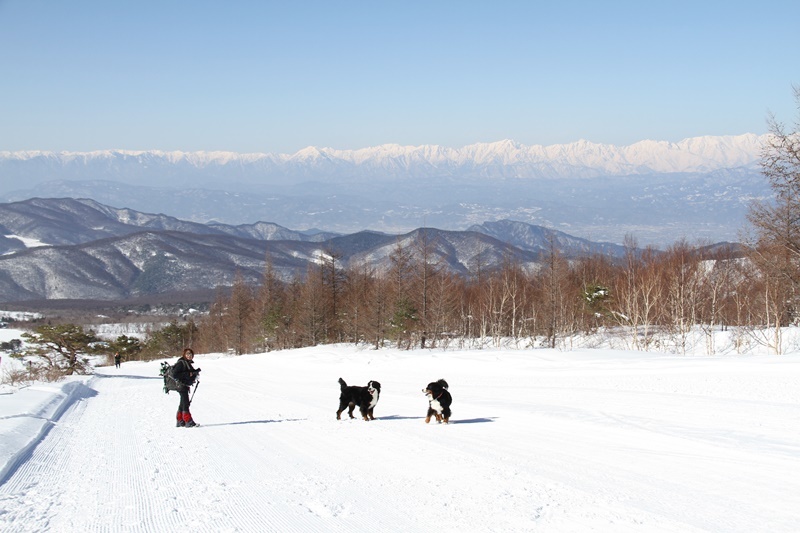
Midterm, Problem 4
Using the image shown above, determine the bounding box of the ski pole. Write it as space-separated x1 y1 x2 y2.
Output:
189 381 199 404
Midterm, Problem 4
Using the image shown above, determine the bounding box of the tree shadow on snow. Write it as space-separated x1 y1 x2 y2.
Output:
200 418 306 428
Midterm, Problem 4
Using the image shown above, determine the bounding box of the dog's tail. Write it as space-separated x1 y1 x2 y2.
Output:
338 377 347 390
438 379 449 390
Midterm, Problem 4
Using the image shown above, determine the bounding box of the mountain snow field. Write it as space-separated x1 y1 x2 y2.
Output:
0 134 766 179
1 330 799 532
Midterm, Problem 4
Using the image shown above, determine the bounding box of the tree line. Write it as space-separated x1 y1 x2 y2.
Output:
186 237 780 355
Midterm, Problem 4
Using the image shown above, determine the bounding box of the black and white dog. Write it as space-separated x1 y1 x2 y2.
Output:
423 379 452 424
337 378 381 421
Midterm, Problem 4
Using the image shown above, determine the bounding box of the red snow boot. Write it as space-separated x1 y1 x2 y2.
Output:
183 411 197 428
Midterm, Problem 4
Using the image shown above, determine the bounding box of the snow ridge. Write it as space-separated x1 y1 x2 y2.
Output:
0 134 766 179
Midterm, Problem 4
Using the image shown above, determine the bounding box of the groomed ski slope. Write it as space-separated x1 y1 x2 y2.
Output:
1 344 799 532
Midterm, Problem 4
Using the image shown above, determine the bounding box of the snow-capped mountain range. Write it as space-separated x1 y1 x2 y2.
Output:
0 135 772 247
0 134 765 182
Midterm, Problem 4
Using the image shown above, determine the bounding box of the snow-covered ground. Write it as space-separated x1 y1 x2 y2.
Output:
1 329 799 532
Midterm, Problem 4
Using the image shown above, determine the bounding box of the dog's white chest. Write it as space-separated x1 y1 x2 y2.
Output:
429 398 443 413
369 390 379 409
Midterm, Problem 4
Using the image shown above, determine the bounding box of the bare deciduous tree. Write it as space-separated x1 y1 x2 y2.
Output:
745 86 800 352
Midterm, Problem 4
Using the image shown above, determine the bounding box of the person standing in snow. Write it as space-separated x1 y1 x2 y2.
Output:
114 352 121 368
172 348 201 427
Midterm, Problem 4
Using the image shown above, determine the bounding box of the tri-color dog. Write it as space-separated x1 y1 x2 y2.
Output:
336 378 381 421
423 379 452 423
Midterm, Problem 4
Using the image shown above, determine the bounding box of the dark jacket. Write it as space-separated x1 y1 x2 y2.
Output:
172 357 198 388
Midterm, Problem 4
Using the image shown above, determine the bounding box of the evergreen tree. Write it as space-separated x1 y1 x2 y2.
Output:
20 324 99 377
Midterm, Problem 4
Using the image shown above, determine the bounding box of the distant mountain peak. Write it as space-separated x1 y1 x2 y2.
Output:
0 134 766 179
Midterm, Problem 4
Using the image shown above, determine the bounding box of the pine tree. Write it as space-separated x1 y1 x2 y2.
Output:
20 324 99 377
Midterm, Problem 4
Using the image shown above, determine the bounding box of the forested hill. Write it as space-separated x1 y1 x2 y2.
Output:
0 198 627 302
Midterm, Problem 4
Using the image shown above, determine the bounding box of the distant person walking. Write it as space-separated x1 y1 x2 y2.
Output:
172 348 201 427
114 352 121 368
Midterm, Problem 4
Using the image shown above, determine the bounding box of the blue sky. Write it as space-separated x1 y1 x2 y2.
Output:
1 0 798 154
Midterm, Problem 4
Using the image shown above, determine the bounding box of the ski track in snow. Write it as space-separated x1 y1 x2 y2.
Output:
1 346 799 532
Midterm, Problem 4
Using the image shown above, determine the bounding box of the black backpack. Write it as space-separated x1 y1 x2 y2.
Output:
159 361 185 394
